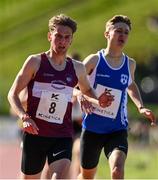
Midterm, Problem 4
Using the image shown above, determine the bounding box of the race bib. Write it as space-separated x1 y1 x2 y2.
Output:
93 84 122 119
36 90 68 124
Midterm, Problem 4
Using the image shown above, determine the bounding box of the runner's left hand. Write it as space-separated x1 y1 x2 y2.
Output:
98 89 114 108
139 107 156 126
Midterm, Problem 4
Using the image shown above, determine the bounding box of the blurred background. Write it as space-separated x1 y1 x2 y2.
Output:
0 0 158 179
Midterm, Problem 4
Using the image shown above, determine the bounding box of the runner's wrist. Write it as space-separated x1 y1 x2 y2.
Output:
138 105 145 111
21 113 31 121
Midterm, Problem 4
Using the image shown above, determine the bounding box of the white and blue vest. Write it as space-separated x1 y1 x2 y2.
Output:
82 49 132 134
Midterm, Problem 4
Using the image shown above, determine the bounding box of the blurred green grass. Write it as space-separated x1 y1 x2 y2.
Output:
1 0 158 114
97 145 158 179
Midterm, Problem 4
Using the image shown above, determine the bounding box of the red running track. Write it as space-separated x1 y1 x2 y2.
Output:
0 141 21 179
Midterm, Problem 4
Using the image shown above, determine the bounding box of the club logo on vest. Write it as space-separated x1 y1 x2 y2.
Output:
120 74 128 85
66 75 73 83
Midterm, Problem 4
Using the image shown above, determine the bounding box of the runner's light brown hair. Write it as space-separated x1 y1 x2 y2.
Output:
49 14 77 33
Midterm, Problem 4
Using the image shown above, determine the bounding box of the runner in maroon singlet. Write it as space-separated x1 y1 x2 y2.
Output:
8 14 110 179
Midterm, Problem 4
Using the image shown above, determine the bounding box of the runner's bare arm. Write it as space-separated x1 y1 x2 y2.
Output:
8 55 40 120
73 61 97 99
73 54 99 100
127 58 156 125
127 58 144 109
83 54 99 75
72 61 98 114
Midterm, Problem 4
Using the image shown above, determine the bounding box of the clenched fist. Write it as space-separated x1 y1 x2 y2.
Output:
98 89 114 108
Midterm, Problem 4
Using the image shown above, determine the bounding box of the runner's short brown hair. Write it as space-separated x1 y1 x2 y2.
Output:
49 14 77 33
105 15 131 31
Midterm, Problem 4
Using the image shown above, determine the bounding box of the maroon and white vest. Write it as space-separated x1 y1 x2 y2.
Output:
26 53 78 137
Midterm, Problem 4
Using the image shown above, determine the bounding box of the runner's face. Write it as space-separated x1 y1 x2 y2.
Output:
106 22 130 48
49 25 73 55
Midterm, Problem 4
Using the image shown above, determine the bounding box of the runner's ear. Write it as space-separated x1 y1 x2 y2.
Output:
104 31 109 39
48 32 52 42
